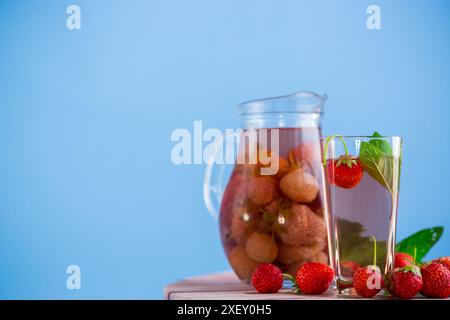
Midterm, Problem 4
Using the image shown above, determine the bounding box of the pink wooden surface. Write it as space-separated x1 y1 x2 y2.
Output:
164 271 447 300
166 271 353 300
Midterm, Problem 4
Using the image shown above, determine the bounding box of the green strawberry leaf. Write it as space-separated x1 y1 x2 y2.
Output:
395 227 444 263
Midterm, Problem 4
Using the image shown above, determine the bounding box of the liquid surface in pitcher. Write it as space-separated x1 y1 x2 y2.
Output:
219 127 328 282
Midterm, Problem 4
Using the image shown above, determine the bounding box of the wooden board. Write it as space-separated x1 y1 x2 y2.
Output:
165 271 367 300
164 271 448 300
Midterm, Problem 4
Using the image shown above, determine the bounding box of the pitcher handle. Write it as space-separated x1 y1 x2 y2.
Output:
203 139 227 220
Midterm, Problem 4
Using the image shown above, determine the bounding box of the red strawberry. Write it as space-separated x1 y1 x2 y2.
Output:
352 236 383 298
433 256 450 272
295 262 334 295
353 266 384 298
326 156 363 189
395 252 414 268
386 265 423 299
420 262 450 298
251 263 283 293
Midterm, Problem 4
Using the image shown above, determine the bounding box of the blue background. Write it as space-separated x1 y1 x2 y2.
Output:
0 0 449 299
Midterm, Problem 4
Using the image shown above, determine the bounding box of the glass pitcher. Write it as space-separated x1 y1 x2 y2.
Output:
204 91 328 283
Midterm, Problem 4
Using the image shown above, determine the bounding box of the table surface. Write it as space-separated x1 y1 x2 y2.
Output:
164 271 440 300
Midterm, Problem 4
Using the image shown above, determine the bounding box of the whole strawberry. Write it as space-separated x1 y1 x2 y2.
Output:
395 252 414 268
353 266 384 298
295 262 334 294
386 265 422 299
352 236 383 298
433 256 450 272
326 156 363 189
251 263 283 293
323 135 364 189
420 262 450 298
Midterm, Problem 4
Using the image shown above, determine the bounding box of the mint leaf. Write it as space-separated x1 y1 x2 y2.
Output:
359 141 394 193
396 227 444 263
335 218 366 259
359 132 400 193
336 219 387 267
369 132 393 156
344 238 387 267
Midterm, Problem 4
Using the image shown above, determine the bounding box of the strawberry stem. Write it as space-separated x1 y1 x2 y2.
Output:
282 273 301 293
322 134 350 167
371 235 377 267
283 273 295 283
413 247 417 265
340 137 349 157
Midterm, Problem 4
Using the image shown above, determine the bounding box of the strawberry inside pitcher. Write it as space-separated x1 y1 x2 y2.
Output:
219 127 329 283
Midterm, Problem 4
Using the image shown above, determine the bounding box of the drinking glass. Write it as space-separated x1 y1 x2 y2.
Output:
322 135 402 294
